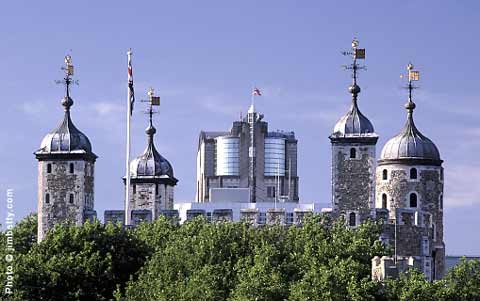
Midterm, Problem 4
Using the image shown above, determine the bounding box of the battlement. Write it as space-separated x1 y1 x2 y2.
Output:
372 255 429 281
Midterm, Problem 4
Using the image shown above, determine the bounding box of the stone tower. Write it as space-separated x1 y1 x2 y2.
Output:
35 55 97 242
126 89 178 224
330 39 378 225
376 63 444 279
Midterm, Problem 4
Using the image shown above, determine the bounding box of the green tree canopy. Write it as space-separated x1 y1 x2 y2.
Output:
6 220 150 300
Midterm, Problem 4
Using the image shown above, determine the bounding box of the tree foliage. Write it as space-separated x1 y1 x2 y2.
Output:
2 219 149 300
120 215 387 301
1 214 479 300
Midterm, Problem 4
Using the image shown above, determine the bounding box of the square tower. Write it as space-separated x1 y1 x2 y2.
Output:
35 55 97 242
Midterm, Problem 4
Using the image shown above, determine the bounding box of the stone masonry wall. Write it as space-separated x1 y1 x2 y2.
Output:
128 182 174 220
376 164 444 279
332 143 376 214
38 160 94 241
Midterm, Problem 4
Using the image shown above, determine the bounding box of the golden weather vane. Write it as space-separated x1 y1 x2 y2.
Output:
142 87 161 126
342 38 366 86
400 63 420 103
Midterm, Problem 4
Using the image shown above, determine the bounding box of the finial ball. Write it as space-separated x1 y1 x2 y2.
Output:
148 87 155 97
145 124 157 136
405 101 416 111
352 38 359 49
349 84 361 94
407 63 414 71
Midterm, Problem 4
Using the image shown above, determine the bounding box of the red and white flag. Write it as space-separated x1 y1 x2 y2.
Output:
252 87 262 96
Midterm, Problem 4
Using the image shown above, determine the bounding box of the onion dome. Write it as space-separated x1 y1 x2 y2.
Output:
331 84 376 137
130 123 177 183
380 100 441 162
38 96 94 155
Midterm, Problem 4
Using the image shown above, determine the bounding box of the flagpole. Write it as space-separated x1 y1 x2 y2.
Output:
125 49 132 226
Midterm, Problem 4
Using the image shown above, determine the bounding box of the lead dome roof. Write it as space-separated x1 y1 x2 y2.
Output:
330 84 377 139
380 101 441 162
130 124 177 183
36 96 96 160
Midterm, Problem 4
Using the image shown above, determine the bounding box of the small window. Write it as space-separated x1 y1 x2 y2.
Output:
439 194 443 210
45 193 50 204
382 194 387 209
155 184 159 196
410 168 418 179
69 163 74 174
69 194 74 204
382 169 388 180
409 193 418 208
349 148 356 159
47 163 52 174
133 184 137 194
349 212 356 226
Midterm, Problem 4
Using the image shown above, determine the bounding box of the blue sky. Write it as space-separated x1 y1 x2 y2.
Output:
0 0 479 255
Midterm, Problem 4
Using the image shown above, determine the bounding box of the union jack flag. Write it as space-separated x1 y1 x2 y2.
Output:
128 51 135 116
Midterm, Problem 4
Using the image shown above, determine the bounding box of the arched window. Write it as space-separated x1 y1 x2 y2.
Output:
69 163 74 174
69 194 74 204
382 194 387 209
439 194 443 209
350 148 356 159
349 212 356 226
155 184 159 195
410 168 418 179
409 193 418 208
47 163 52 174
382 169 388 180
45 193 50 204
133 184 137 194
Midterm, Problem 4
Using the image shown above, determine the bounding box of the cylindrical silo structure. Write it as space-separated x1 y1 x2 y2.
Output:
215 136 240 176
264 137 286 176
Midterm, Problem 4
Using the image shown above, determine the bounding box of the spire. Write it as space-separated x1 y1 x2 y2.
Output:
37 54 96 158
379 63 441 162
343 38 366 108
56 54 76 112
331 39 376 139
129 87 176 180
405 63 419 119
401 62 421 139
145 87 160 146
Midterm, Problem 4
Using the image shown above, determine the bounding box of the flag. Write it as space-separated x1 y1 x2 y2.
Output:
252 87 262 96
355 48 365 59
128 51 135 116
151 96 160 106
409 70 420 81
